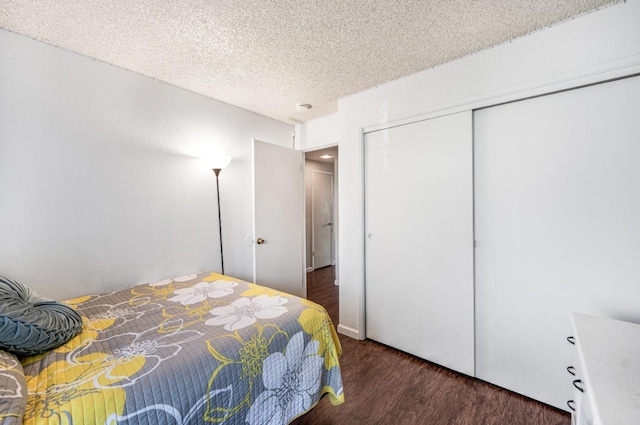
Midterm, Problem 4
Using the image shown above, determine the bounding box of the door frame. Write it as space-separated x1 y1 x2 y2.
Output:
304 147 339 286
311 169 334 270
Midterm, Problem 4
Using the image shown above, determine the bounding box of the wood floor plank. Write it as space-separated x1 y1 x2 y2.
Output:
297 266 571 425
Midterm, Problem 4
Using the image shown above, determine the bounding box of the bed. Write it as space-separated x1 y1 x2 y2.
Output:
0 272 344 424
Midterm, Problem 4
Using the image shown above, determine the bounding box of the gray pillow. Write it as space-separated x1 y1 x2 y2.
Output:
0 276 83 356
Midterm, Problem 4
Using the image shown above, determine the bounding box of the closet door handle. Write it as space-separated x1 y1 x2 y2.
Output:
567 366 576 376
567 400 576 412
567 336 576 345
573 379 584 393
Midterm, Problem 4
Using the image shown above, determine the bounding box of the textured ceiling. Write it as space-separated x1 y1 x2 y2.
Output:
0 0 618 124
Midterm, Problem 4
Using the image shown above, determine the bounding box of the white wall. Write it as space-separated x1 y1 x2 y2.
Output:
0 29 292 300
295 113 339 151
297 0 640 338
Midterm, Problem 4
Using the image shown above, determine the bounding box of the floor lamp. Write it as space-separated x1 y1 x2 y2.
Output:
205 154 231 275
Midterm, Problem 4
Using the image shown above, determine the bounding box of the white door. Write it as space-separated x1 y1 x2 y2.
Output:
312 170 334 269
252 139 306 297
474 75 640 410
365 111 474 376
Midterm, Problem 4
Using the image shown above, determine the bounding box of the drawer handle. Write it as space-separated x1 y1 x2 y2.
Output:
573 379 585 393
567 400 576 412
567 366 576 376
567 336 575 345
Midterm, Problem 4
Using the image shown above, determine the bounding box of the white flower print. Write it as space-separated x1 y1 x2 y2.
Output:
83 300 161 329
174 274 197 282
68 325 203 389
0 353 23 400
246 332 323 425
205 295 288 331
149 274 197 287
168 280 238 305
149 278 172 287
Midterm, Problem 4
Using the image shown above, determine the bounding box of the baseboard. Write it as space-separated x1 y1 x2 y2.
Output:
337 324 362 340
306 267 313 273
334 279 339 286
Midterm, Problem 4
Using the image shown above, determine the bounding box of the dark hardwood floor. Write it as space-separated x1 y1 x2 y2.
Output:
296 266 570 425
306 265 339 323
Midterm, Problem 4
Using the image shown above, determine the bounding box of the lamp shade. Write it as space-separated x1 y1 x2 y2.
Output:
202 154 231 170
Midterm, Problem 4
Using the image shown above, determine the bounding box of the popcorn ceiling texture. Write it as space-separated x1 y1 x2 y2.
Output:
0 0 619 124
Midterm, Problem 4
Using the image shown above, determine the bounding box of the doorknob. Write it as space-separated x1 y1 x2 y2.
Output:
256 237 265 245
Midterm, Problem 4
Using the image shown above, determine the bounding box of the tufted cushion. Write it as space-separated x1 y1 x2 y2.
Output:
0 276 83 356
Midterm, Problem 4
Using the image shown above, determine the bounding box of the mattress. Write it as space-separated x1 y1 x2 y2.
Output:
13 272 344 424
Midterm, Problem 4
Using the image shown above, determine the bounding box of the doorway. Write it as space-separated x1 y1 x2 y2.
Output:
304 147 338 283
311 170 334 269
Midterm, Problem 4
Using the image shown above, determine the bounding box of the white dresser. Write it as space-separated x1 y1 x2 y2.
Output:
570 313 640 425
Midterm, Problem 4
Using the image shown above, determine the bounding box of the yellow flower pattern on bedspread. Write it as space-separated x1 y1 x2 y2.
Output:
13 273 343 425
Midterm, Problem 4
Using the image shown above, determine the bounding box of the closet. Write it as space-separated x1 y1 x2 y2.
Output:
365 111 474 376
474 75 640 409
364 75 640 410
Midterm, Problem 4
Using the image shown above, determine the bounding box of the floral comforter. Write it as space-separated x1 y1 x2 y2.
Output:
10 272 344 424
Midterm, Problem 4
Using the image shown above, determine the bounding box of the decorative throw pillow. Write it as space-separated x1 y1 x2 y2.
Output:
0 349 27 424
0 276 83 356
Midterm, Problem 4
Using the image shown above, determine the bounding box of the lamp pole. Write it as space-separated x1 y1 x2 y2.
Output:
213 168 224 275
203 153 230 275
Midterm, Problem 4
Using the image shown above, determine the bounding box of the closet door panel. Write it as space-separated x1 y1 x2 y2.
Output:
365 111 474 376
475 75 640 410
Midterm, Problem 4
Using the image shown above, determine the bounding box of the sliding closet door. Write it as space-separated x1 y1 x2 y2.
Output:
365 111 474 376
475 75 640 410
